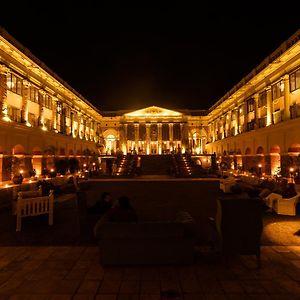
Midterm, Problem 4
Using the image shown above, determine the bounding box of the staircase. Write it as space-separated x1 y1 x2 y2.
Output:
173 154 197 177
140 155 173 175
115 155 137 176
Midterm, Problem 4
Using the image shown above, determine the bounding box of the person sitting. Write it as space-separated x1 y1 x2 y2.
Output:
108 196 138 222
88 192 113 215
282 183 297 199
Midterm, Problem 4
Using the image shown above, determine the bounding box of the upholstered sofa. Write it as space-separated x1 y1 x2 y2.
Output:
94 211 197 265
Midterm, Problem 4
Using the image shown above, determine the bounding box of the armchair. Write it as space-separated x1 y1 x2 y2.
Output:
212 196 263 268
219 176 236 193
272 192 300 216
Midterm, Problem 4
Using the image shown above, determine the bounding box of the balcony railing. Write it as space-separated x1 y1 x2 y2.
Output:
273 110 283 124
290 104 300 119
217 133 223 140
258 117 266 128
230 127 235 136
246 120 255 131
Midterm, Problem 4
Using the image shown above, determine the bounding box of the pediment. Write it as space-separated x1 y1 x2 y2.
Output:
124 106 182 118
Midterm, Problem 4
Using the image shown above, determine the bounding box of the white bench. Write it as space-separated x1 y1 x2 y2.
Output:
12 186 42 215
16 189 54 231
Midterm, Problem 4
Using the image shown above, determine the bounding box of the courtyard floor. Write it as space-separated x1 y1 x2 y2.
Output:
0 245 300 299
0 178 300 298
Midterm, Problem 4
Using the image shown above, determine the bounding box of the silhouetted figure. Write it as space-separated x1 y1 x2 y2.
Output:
88 192 113 215
108 196 138 222
282 183 297 198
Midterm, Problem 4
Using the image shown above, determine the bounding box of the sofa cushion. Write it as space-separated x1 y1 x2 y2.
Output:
96 222 185 240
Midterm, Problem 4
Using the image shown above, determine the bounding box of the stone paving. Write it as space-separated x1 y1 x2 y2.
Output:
0 246 300 299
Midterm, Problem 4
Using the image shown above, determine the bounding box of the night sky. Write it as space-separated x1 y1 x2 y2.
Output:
0 3 299 112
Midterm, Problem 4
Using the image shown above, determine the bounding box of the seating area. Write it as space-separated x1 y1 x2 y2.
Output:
94 211 197 265
219 175 236 193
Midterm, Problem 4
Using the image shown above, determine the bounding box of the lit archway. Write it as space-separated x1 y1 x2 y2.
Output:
103 129 118 154
270 144 281 175
256 146 264 154
245 147 251 155
12 144 25 177
287 143 300 178
105 134 116 154
32 146 42 155
288 143 300 153
12 144 25 155
243 147 253 173
192 132 201 154
256 146 265 175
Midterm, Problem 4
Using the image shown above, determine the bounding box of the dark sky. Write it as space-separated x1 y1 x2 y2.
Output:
0 3 299 112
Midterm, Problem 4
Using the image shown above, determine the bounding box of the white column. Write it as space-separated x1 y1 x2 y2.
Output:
52 97 57 131
146 123 150 155
266 87 273 126
22 80 30 124
169 123 173 151
134 123 139 151
283 74 291 121
253 93 259 129
0 65 10 121
158 123 162 154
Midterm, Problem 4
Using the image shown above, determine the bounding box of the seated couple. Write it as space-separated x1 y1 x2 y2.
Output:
88 192 138 222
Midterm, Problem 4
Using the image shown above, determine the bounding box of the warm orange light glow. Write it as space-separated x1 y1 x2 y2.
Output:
50 169 54 172
258 164 262 168
125 106 182 118
290 167 294 172
3 115 11 122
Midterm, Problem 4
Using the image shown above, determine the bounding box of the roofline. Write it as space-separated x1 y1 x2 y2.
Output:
208 27 300 112
0 26 102 116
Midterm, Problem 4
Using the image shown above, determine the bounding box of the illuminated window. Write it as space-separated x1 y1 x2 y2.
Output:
43 95 52 109
28 113 37 127
8 106 21 122
290 70 300 92
6 73 22 95
258 91 267 108
29 86 39 103
247 98 255 113
272 80 284 100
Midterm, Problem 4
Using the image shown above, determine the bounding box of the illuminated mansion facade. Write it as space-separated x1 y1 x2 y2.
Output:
0 27 300 181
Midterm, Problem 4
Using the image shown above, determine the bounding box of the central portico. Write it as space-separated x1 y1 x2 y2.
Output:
101 106 207 155
122 106 187 155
